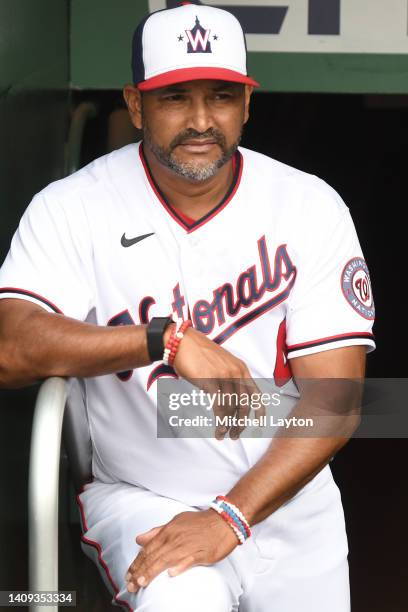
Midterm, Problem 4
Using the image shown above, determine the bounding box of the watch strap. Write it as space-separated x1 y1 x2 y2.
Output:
146 316 173 362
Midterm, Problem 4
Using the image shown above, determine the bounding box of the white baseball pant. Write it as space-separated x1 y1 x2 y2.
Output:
77 464 350 611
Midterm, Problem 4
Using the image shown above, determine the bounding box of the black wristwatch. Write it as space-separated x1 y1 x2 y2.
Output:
146 316 174 362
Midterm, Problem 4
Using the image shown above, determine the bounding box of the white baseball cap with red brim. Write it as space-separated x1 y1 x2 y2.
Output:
132 2 260 91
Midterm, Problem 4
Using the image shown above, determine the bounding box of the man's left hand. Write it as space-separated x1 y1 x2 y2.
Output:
125 509 239 592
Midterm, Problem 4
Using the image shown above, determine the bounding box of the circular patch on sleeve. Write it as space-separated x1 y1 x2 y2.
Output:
341 257 375 320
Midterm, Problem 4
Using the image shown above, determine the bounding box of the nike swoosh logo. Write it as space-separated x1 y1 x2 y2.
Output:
121 232 155 247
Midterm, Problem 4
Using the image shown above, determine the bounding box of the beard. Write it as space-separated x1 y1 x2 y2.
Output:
142 123 242 182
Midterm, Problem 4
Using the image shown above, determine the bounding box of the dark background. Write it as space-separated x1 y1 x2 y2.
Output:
0 2 407 610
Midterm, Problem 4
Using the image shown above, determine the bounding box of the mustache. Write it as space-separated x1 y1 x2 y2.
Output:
169 128 227 150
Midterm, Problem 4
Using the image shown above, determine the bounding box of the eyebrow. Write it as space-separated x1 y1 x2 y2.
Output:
156 85 188 94
212 82 239 91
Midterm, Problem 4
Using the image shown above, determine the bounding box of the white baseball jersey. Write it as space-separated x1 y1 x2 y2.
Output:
0 142 375 506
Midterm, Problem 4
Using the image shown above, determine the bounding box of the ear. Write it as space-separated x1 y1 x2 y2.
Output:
243 85 253 125
123 85 143 130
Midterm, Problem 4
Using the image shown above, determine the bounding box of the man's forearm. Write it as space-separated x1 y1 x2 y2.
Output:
0 301 152 387
225 382 362 526
225 433 347 526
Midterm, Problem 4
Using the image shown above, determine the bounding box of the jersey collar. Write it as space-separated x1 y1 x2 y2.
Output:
139 142 243 234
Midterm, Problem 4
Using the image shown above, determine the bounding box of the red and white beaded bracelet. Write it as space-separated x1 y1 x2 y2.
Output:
163 319 192 366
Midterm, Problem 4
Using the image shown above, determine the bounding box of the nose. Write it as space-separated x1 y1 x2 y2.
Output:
186 95 213 134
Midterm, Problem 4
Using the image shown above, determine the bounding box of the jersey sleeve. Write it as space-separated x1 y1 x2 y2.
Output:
285 185 375 359
0 190 95 320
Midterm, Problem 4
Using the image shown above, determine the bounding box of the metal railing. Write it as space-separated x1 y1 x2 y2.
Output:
28 99 98 612
28 378 68 612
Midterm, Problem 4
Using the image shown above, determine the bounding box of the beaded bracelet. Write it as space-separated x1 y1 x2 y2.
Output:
217 502 249 539
168 320 191 365
163 319 192 366
216 496 252 538
209 502 245 544
210 496 251 545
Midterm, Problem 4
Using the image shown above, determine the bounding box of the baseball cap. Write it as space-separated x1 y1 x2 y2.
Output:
132 2 259 91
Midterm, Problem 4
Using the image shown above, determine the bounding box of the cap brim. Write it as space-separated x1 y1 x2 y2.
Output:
138 67 259 91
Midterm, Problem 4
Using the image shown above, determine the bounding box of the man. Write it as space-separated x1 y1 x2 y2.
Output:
0 3 375 611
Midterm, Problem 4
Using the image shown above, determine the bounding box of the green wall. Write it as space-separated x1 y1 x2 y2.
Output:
0 0 70 592
71 0 148 89
0 0 69 260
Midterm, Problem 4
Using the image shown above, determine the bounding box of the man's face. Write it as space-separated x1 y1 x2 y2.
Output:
126 80 252 181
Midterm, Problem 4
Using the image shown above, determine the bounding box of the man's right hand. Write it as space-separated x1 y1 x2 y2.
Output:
168 326 265 440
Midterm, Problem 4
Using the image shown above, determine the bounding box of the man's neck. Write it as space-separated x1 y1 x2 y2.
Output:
142 143 234 222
